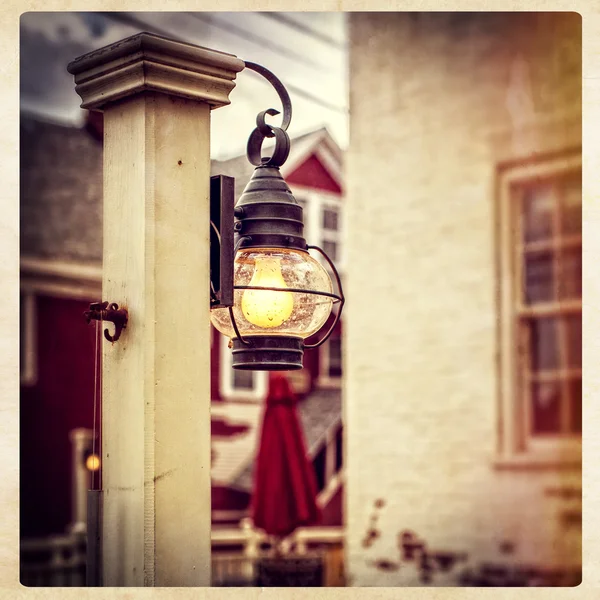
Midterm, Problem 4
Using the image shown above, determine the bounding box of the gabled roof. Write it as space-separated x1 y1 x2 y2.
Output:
211 126 343 199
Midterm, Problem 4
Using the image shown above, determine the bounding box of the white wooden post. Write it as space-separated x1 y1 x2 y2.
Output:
68 33 244 587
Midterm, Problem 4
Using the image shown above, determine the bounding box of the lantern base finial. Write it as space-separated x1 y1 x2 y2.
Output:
231 336 303 371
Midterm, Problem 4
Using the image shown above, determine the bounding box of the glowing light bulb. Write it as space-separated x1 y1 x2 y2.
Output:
86 454 101 471
242 256 294 328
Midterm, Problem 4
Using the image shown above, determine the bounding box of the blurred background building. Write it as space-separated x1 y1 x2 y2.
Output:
345 12 581 586
20 11 581 588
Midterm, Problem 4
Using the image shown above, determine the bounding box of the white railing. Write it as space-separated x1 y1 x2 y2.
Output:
212 518 343 551
20 532 87 587
211 519 343 586
21 521 344 587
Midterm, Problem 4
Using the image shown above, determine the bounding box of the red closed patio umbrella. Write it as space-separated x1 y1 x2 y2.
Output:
251 372 321 539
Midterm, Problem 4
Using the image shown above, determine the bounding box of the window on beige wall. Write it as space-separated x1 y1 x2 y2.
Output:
497 151 581 465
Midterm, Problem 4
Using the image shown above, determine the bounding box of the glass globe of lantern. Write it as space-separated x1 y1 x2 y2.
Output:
210 247 334 340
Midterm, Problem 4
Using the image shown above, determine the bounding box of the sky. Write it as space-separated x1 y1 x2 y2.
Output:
20 12 348 160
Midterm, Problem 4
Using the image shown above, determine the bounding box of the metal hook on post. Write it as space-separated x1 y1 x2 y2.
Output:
84 301 129 343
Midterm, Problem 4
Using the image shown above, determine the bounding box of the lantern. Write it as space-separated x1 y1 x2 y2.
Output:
210 62 344 370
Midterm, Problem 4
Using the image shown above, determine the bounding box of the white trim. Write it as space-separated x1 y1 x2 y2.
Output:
20 291 38 386
318 330 342 389
321 199 344 270
293 192 313 247
211 523 344 547
20 256 101 300
317 471 344 509
219 333 267 402
289 184 343 204
211 509 250 523
307 191 321 248
315 145 343 187
281 130 343 190
288 188 345 273
20 279 101 300
309 416 342 459
20 256 102 282
497 150 581 464
293 525 343 545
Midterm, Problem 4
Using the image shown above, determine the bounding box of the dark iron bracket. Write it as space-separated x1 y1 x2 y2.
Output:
84 301 128 343
210 175 236 308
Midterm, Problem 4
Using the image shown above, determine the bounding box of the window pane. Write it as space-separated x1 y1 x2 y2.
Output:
329 337 342 377
313 446 326 492
322 240 338 261
558 248 582 300
233 368 254 390
322 208 339 231
531 381 562 435
560 177 582 236
569 379 582 434
335 427 343 472
524 252 554 304
528 317 560 371
521 185 555 243
566 314 582 369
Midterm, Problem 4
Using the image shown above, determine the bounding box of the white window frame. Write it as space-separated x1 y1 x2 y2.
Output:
321 198 343 268
495 150 581 469
316 421 344 508
219 333 267 401
318 330 343 388
295 195 309 241
289 185 319 247
289 185 344 271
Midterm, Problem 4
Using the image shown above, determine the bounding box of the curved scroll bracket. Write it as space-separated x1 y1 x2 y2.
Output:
244 61 293 168
244 62 292 132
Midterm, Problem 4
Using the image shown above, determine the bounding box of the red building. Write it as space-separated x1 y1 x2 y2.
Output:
20 113 345 542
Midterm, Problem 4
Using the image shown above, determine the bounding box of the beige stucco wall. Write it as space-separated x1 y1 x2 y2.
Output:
344 12 581 586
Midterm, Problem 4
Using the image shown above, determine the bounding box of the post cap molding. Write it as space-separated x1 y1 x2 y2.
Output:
67 32 246 111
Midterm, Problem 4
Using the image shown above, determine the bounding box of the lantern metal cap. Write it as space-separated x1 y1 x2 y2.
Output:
236 165 298 206
231 336 304 371
234 165 307 252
